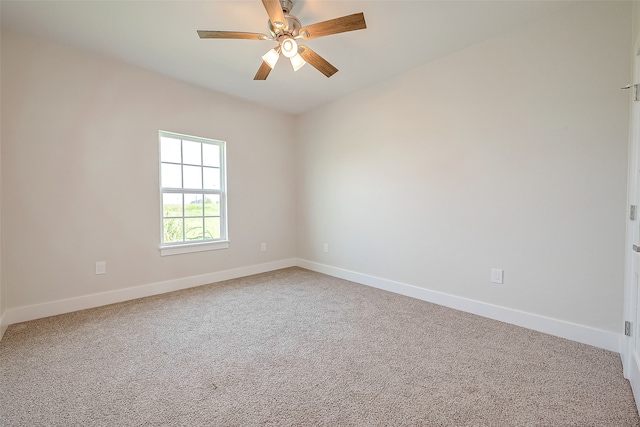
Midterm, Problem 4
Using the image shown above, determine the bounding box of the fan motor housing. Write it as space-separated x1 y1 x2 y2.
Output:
268 14 301 38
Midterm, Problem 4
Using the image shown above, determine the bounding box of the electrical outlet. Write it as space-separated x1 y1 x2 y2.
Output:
490 268 503 284
261 242 267 252
96 261 106 275
323 243 329 253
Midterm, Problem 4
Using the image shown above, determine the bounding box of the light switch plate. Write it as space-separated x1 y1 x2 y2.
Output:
490 268 503 284
96 261 106 275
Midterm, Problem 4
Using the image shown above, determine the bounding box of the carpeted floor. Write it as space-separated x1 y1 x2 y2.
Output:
1 267 638 426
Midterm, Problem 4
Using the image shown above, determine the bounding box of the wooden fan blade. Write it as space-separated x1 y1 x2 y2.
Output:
299 46 338 78
197 30 268 40
262 0 286 30
299 12 366 40
254 61 272 80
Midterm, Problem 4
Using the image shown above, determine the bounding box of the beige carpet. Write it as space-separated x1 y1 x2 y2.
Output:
1 267 638 426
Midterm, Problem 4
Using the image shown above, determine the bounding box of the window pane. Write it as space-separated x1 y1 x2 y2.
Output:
159 132 226 248
161 163 182 188
184 193 203 217
163 193 183 217
183 165 202 189
183 140 202 165
160 137 181 163
203 167 220 190
185 218 204 240
204 194 220 216
164 218 183 243
205 217 221 240
203 143 220 167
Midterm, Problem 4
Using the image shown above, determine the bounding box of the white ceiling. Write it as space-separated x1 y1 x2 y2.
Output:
1 0 577 115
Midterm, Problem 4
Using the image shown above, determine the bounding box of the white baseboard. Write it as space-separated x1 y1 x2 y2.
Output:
3 259 297 327
2 257 621 353
297 259 621 353
0 312 7 341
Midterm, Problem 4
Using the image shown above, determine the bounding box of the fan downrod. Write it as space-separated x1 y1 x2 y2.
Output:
281 0 293 14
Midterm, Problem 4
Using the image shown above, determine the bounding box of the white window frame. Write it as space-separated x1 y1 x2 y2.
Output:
159 130 229 256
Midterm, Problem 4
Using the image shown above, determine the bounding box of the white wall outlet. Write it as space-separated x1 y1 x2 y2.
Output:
323 243 329 253
261 242 267 252
96 261 106 275
490 268 503 284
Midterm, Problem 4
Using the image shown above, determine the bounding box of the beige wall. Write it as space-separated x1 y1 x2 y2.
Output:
1 30 297 309
634 1 640 46
0 36 3 335
296 1 632 333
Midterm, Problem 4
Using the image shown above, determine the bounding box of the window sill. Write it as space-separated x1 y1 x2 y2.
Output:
160 240 230 256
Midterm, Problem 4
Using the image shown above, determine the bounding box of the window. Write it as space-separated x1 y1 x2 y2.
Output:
159 131 228 256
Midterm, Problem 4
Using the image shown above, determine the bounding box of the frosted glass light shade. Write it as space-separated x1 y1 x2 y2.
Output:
290 53 306 71
262 49 280 69
281 38 298 58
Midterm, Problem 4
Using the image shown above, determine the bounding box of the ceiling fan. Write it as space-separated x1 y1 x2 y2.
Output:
197 0 367 80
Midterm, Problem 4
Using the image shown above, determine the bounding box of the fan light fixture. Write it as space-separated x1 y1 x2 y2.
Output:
280 37 305 71
197 0 367 80
290 53 306 71
262 40 305 72
280 37 298 58
262 48 280 69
